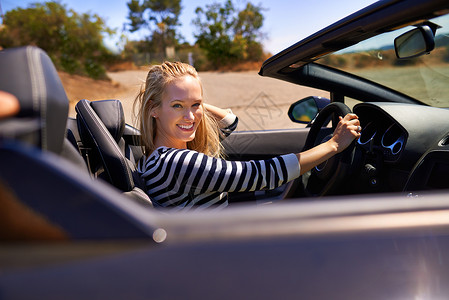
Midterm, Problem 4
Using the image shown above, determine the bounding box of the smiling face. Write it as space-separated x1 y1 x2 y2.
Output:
153 75 204 149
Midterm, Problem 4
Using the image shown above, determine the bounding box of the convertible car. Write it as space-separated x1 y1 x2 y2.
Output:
2 0 449 298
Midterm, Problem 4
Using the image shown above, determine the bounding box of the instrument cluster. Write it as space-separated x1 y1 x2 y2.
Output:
356 113 407 162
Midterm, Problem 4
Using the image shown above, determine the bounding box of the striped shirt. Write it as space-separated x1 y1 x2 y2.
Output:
137 147 300 211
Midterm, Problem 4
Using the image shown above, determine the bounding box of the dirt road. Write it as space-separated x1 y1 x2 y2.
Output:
68 70 328 131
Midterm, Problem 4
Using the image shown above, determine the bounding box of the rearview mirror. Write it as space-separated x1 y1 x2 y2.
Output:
394 25 435 59
288 96 330 124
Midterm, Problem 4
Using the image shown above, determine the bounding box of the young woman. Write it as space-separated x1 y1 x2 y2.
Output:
135 61 361 211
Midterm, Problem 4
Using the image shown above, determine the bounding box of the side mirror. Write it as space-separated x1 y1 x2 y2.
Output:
394 25 435 59
288 96 330 124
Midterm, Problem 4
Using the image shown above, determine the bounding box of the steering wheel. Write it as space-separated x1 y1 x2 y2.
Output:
300 102 358 197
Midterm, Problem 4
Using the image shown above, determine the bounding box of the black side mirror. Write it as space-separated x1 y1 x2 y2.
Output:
394 25 435 59
288 96 330 125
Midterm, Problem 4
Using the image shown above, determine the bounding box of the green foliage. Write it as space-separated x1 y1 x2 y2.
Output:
392 58 419 66
235 2 265 43
176 44 208 71
126 0 181 54
0 1 116 79
192 0 266 68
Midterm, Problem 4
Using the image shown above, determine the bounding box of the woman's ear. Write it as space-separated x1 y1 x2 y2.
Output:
149 102 158 119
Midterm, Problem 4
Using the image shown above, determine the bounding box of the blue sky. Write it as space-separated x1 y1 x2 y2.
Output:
1 0 378 54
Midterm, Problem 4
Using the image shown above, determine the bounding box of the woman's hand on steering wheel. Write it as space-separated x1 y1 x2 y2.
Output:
330 113 362 153
299 102 362 197
283 103 362 199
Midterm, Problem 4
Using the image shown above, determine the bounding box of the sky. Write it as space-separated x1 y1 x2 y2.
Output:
1 0 378 55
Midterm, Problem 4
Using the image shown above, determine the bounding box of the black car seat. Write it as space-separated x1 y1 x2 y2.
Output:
75 99 152 207
0 46 87 171
0 46 155 240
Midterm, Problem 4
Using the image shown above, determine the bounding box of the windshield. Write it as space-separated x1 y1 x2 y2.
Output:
320 13 449 107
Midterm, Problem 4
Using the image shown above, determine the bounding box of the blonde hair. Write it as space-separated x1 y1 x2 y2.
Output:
134 61 223 157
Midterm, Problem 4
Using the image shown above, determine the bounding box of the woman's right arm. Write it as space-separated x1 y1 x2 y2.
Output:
203 102 238 137
203 103 230 121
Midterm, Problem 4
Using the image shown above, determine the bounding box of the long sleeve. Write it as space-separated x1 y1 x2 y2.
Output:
219 109 238 138
137 147 300 210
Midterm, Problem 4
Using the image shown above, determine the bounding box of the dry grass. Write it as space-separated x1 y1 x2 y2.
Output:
58 71 132 113
353 65 449 107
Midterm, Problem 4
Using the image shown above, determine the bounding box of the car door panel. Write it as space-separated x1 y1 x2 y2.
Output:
223 127 333 160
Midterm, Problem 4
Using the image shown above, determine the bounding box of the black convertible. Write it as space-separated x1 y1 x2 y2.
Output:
2 0 449 298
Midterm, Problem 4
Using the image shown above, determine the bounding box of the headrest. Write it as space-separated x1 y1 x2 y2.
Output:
0 46 69 154
89 100 125 143
76 99 125 144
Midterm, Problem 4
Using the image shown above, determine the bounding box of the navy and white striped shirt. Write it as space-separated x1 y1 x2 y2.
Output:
137 147 300 210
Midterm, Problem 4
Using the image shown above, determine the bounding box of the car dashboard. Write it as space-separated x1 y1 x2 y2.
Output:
356 108 407 163
353 102 449 193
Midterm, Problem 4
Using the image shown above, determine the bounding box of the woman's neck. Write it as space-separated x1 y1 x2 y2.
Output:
154 135 187 149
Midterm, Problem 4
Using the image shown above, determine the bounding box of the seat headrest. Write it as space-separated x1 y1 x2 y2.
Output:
0 46 69 154
76 99 125 144
90 100 125 143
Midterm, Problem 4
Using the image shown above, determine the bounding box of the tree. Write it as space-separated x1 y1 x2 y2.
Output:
235 2 265 43
126 0 181 55
192 0 265 68
0 2 116 79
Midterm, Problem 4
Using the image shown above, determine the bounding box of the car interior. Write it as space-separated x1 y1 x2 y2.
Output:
1 0 449 239
4 1 449 298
